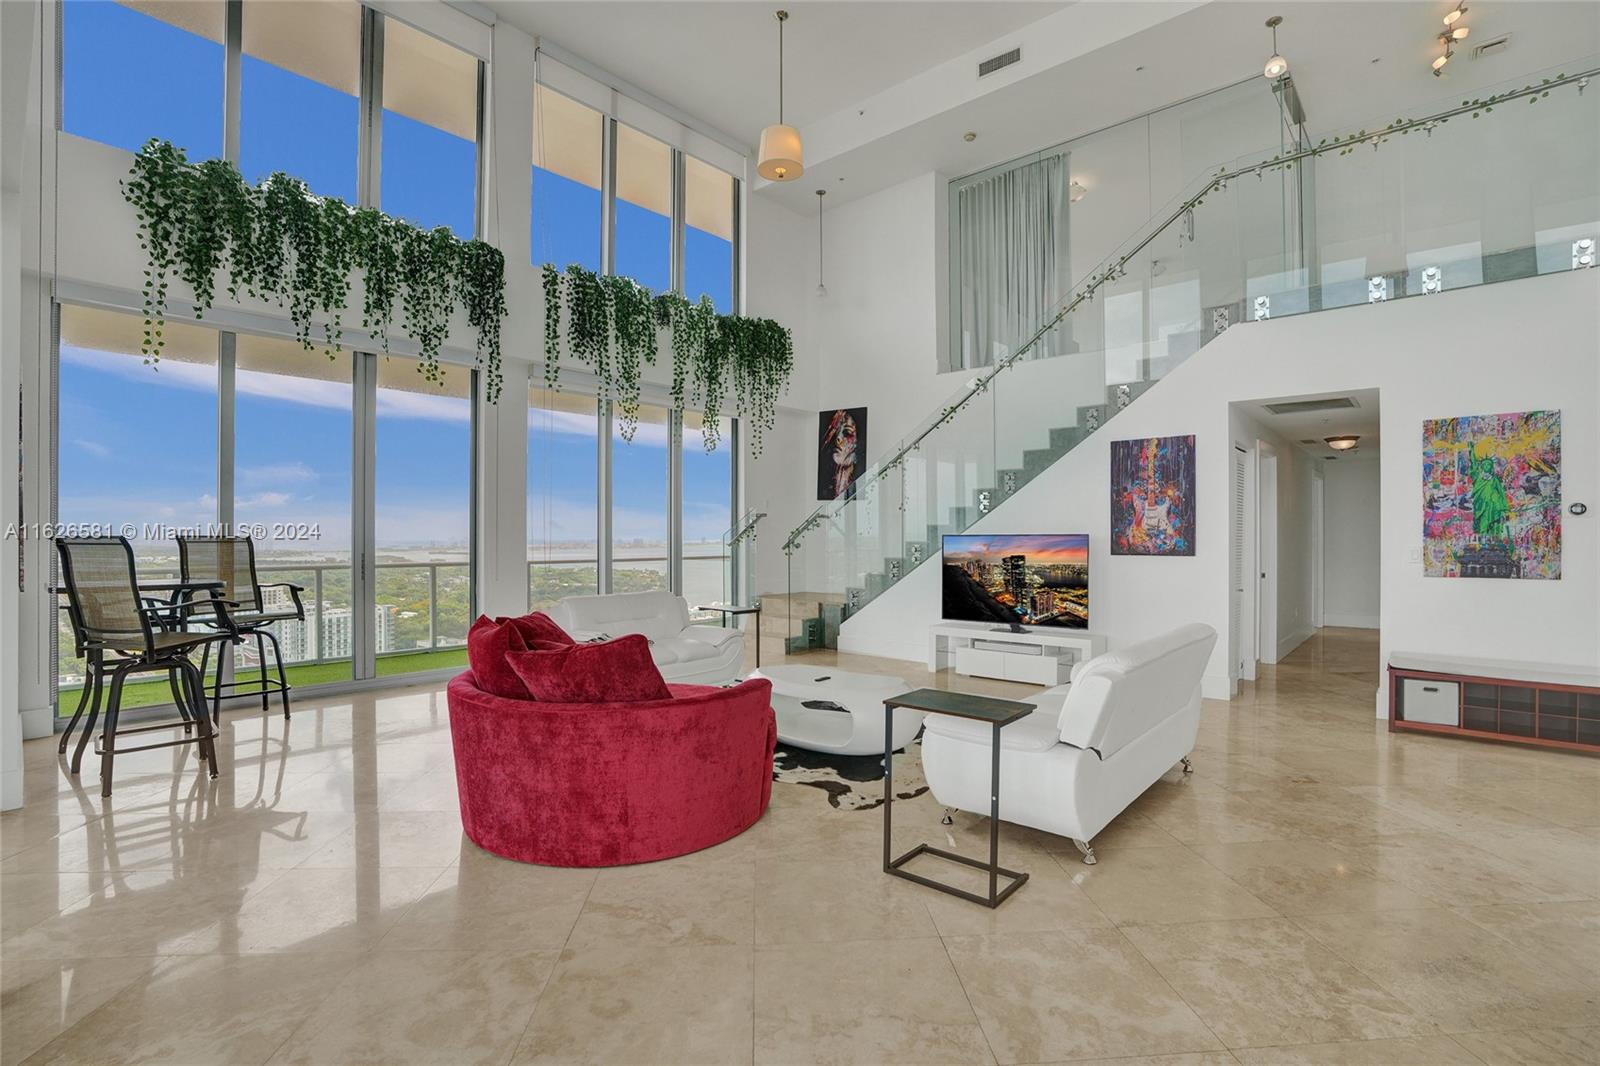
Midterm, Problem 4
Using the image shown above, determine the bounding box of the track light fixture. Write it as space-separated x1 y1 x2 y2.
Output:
1434 3 1469 75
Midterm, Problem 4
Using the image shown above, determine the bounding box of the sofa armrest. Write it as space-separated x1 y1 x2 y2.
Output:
682 623 744 648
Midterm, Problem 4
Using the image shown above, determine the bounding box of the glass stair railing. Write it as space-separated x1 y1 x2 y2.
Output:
719 508 766 610
782 59 1600 653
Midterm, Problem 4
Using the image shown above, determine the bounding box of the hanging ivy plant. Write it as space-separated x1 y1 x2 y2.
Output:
564 265 611 398
538 265 792 454
603 274 658 440
539 263 563 390
121 139 509 399
692 297 730 451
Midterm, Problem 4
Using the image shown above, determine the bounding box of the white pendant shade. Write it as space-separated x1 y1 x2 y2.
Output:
758 123 804 181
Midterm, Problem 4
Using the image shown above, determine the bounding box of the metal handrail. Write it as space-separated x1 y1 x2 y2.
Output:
780 64 1600 553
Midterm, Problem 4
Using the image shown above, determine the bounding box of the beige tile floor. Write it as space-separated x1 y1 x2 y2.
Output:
2 628 1596 1065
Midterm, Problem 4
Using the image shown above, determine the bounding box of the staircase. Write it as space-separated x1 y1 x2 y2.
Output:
780 59 1600 653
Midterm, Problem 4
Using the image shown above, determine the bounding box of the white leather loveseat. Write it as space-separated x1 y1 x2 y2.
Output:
548 591 745 686
921 623 1217 864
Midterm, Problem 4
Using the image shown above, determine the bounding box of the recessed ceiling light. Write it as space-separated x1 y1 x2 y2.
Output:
963 131 977 142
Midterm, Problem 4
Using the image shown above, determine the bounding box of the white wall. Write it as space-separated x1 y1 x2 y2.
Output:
840 269 1599 713
1323 457 1381 629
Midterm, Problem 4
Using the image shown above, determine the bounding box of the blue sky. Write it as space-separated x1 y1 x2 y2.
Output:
61 2 735 555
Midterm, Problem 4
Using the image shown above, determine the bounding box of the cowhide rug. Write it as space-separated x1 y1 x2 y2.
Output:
772 737 928 811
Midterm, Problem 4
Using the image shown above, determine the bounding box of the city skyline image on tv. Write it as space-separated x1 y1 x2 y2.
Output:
941 534 1090 629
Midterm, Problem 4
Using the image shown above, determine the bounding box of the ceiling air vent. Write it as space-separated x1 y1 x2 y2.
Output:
978 48 1021 78
1263 397 1359 415
1473 33 1512 60
1298 439 1320 445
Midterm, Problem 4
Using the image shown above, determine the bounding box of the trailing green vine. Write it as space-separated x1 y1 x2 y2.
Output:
603 274 658 439
540 265 793 454
539 263 563 390
121 139 508 399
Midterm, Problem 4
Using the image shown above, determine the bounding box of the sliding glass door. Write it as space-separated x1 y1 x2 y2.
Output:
374 357 473 677
53 305 479 713
234 334 356 684
55 305 219 709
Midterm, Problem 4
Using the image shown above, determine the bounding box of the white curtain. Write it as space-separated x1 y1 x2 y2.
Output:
954 151 1072 370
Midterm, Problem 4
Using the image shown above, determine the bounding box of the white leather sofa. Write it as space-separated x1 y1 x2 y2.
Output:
921 623 1217 864
548 591 745 686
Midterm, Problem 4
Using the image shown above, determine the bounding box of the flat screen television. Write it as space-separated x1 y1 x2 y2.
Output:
941 534 1090 630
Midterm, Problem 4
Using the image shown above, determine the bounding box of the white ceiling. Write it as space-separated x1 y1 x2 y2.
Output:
1239 389 1383 459
752 0 1600 211
483 1 1068 147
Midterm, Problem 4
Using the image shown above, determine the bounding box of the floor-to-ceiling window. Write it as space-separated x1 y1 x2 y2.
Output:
613 124 672 293
374 358 473 676
233 334 355 684
684 156 736 312
528 77 744 607
240 0 361 201
528 385 601 610
380 17 479 236
682 411 735 610
61 0 224 158
611 403 671 593
55 305 219 709
531 85 603 272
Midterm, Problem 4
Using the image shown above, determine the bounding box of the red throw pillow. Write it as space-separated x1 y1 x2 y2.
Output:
466 615 532 699
509 611 575 647
506 633 672 704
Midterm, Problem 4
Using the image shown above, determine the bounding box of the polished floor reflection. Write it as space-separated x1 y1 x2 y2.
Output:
2 628 1596 1064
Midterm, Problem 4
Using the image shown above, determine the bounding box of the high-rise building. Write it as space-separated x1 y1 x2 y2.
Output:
1002 554 1027 605
316 604 397 660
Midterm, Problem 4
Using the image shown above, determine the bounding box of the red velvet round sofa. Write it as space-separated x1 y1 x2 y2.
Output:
447 672 776 867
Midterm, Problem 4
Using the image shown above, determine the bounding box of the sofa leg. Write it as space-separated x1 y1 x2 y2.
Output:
1073 839 1097 865
1180 756 1193 774
940 808 954 827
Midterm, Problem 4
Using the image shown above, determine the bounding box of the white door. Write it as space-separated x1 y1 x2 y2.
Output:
1232 445 1248 682
1257 446 1279 665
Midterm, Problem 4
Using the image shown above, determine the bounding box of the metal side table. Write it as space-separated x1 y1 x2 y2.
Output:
881 687 1032 908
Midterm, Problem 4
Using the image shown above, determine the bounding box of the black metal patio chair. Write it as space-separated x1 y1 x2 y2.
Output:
54 537 239 797
178 535 306 720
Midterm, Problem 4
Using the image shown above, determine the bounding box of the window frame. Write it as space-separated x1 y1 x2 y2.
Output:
50 299 480 715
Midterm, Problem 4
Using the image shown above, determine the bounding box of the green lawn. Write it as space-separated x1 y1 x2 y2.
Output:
56 647 469 715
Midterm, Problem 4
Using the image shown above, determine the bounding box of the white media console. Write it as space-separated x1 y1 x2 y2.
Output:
928 621 1108 686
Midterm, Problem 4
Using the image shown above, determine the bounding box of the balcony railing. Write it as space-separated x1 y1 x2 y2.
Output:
780 58 1600 650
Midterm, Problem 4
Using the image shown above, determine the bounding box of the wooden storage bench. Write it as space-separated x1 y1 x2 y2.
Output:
1388 653 1600 754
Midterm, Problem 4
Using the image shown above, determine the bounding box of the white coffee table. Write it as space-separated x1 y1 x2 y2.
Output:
751 665 924 756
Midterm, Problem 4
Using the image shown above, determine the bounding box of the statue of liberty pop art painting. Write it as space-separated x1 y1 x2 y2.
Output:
1422 410 1561 579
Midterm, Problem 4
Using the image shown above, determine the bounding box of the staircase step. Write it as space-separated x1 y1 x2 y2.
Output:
1022 447 1065 474
903 542 933 569
995 469 1028 501
1076 404 1110 434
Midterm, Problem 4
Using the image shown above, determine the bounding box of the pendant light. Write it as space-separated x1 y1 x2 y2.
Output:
815 189 827 296
1262 16 1289 80
757 10 804 181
